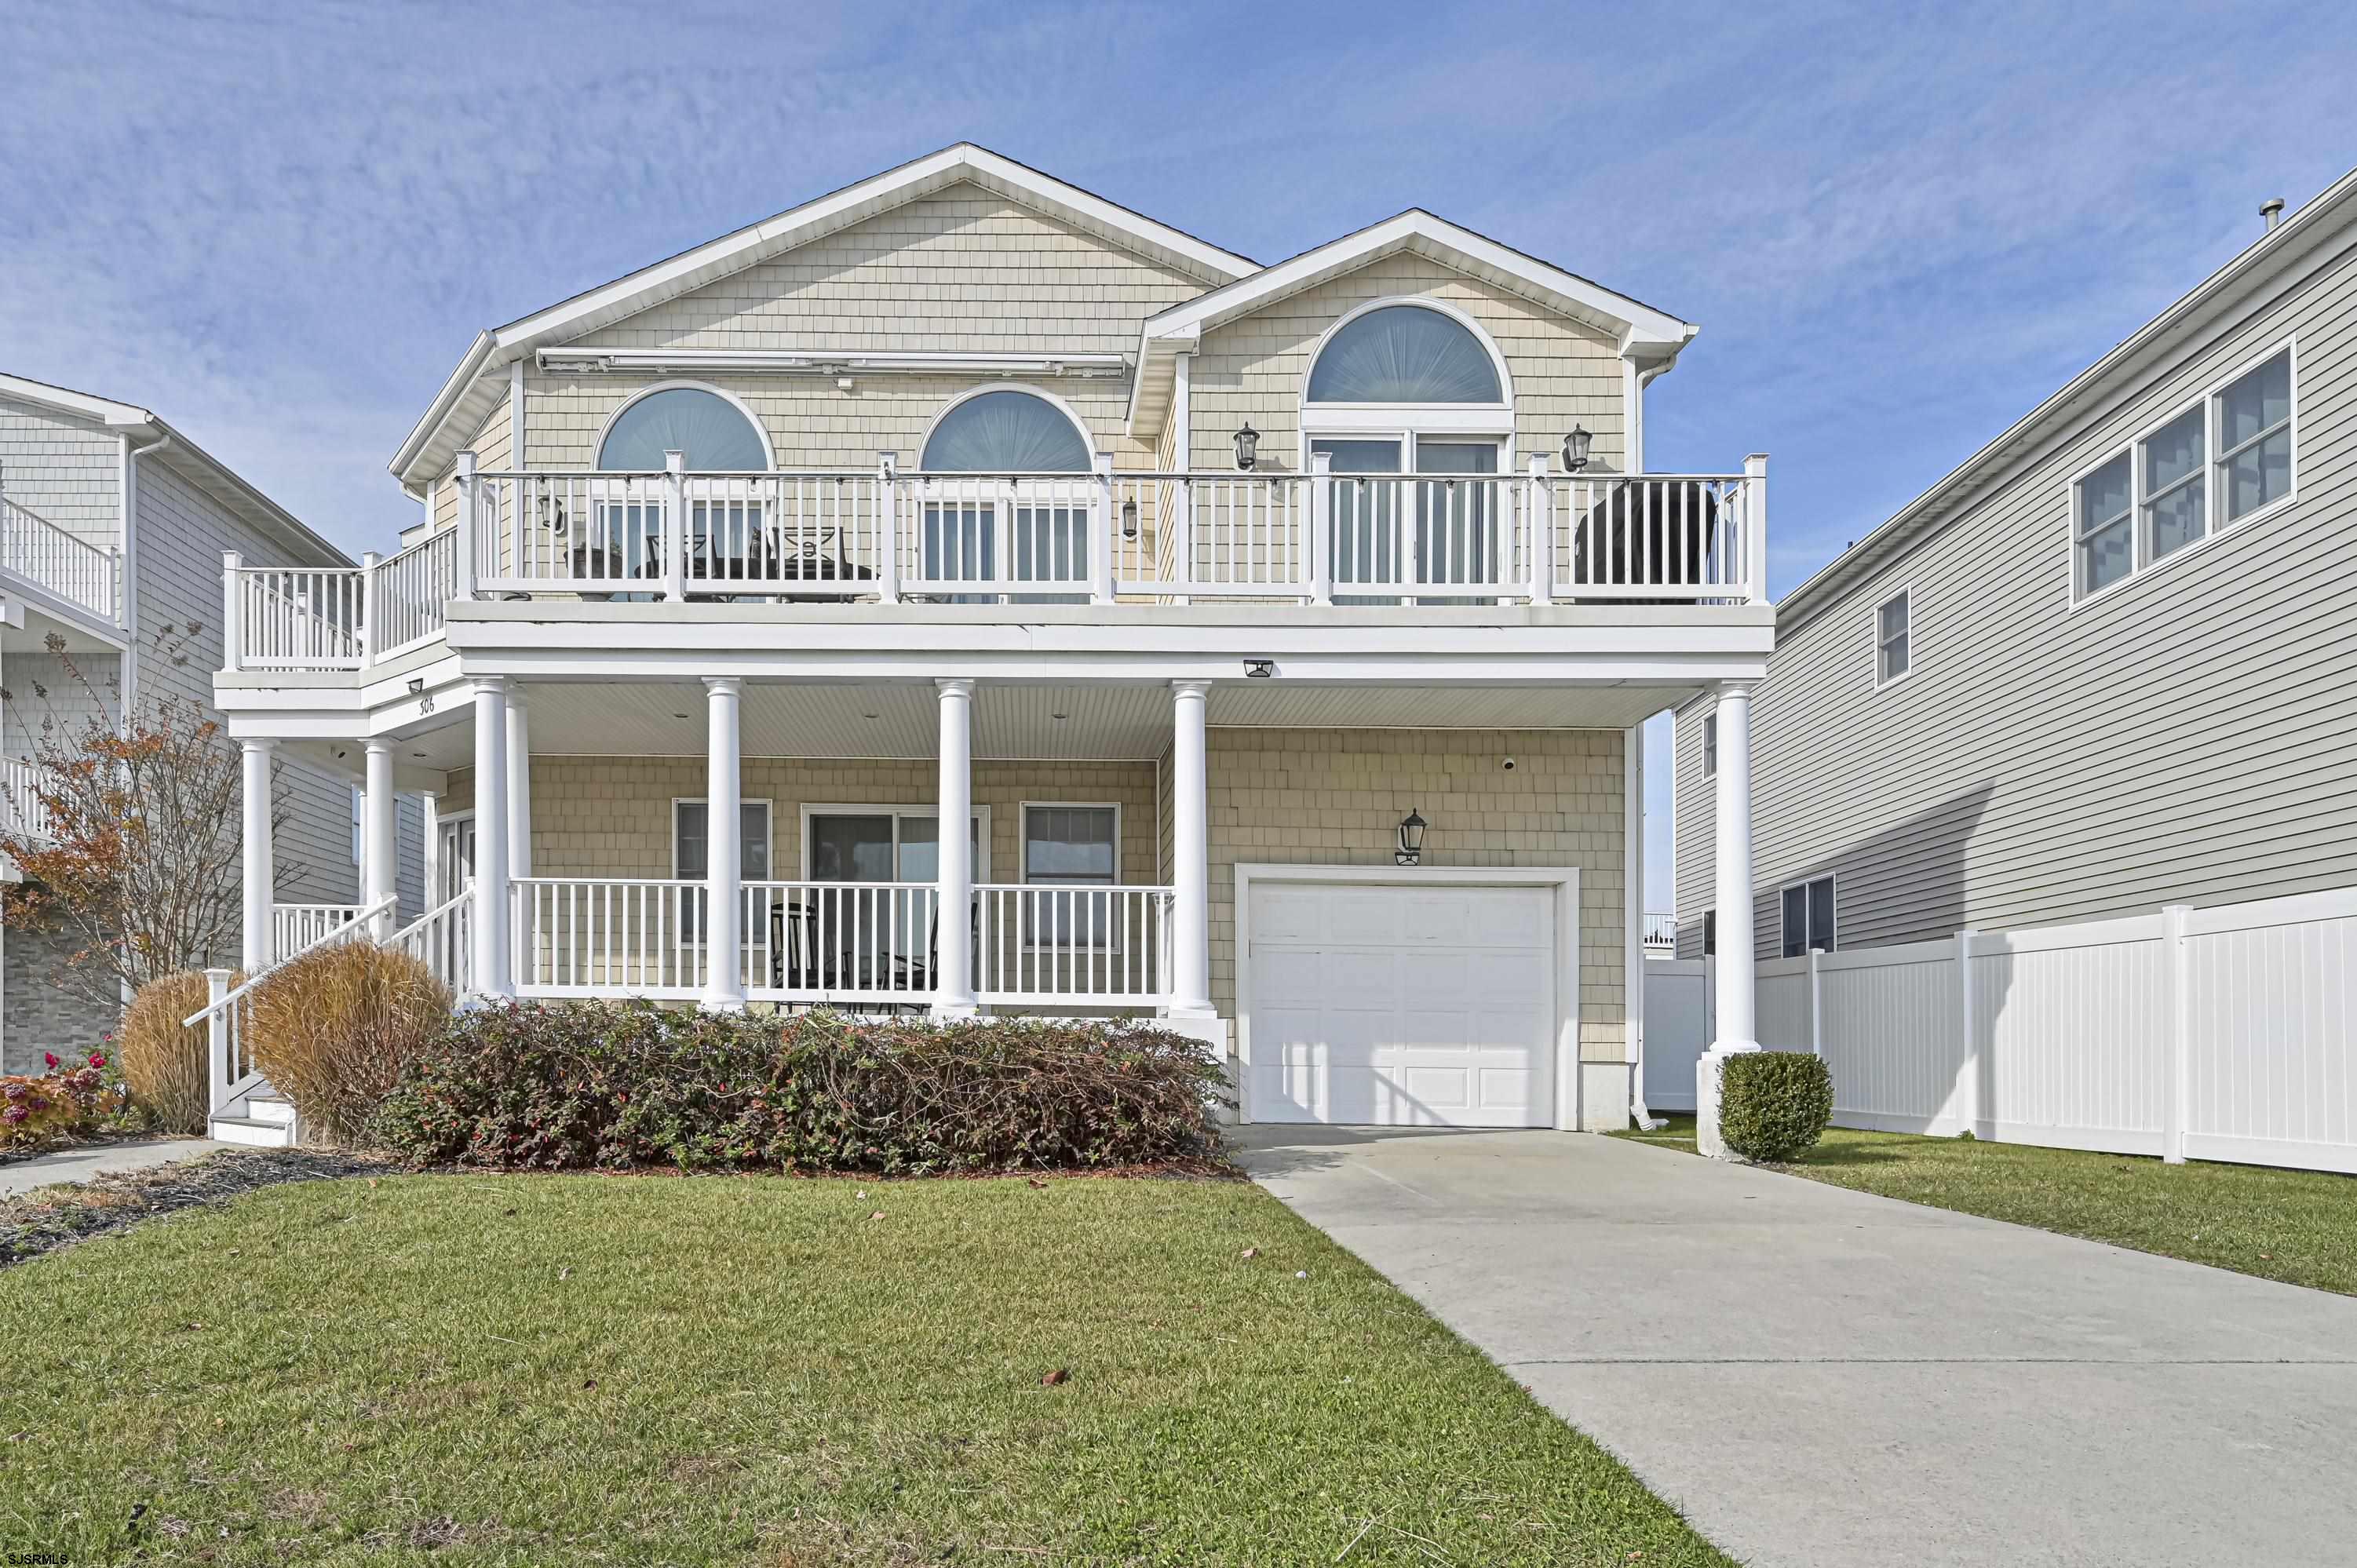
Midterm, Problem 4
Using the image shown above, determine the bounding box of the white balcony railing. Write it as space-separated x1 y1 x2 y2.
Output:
224 454 1767 671
0 495 120 622
0 757 54 847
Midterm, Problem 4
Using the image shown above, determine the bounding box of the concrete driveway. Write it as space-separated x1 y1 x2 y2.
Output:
1234 1126 2357 1568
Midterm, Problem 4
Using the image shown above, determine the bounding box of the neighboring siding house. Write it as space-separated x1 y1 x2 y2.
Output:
212 144 1782 1143
0 374 424 1070
1675 170 2357 961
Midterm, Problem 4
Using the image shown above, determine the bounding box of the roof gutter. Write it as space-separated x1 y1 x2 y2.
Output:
390 329 497 483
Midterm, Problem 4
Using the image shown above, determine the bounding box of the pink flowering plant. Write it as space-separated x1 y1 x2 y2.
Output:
1 1048 131 1148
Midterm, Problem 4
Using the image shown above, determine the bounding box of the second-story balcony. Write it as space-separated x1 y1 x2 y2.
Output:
0 490 122 629
221 455 1768 673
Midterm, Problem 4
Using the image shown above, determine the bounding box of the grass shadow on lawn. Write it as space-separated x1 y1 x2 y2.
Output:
0 1165 1734 1567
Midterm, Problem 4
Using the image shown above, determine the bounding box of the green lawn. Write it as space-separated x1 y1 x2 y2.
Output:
1618 1116 2357 1296
0 1170 1728 1566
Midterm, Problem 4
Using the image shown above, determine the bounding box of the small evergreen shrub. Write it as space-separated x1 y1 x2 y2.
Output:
1718 1050 1834 1163
374 1002 1228 1174
119 971 217 1134
249 943 452 1145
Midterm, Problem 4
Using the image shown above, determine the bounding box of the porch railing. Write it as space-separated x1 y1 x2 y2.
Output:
0 494 120 622
740 880 940 1006
975 884 1173 1004
513 876 708 998
389 882 474 994
272 901 367 956
187 893 395 1118
1 757 54 846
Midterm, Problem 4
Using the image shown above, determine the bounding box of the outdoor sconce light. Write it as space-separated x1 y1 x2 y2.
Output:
1233 421 1261 472
1396 808 1428 866
1562 424 1593 472
1121 496 1140 540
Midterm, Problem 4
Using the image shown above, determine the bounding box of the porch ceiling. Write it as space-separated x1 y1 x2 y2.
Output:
414 679 1688 771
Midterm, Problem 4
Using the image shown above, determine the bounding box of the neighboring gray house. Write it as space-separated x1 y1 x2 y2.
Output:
0 374 424 1070
1676 169 2357 961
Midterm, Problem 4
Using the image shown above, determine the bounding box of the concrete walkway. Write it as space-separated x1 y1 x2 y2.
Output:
1235 1126 2357 1568
0 1137 224 1198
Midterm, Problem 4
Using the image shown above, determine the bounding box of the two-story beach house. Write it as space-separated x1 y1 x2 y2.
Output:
206 145 1777 1140
0 373 420 1070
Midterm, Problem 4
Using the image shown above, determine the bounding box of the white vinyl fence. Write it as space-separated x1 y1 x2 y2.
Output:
1644 885 2356 1175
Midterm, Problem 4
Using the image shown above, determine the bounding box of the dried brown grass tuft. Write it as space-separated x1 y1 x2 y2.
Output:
249 943 451 1145
118 970 217 1134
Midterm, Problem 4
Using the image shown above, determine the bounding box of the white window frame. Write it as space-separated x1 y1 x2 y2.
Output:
1298 297 1516 461
1017 801 1122 886
796 803 994 882
2070 339 2298 607
349 783 364 865
1702 713 1717 779
668 797 777 881
1874 587 1913 688
593 380 776 472
1779 873 1837 958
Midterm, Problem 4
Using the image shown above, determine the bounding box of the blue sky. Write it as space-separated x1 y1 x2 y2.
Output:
7 0 2355 903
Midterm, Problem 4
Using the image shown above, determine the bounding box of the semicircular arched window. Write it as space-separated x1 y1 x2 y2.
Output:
1306 304 1502 404
597 386 771 471
921 388 1092 472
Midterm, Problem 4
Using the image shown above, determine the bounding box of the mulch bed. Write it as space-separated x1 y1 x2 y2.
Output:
0 1148 396 1268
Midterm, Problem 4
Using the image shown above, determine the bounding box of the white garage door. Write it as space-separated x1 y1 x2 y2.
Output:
1247 881 1556 1127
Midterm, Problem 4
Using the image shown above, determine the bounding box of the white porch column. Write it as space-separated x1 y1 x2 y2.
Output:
932 678 977 1017
1169 679 1213 1016
239 738 275 971
363 738 398 939
470 677 512 997
505 688 532 883
1698 678 1760 1158
701 676 746 1011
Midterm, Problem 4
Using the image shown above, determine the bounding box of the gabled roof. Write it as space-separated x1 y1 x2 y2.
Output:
392 144 1260 485
1776 162 2357 629
0 372 348 567
1126 209 1699 435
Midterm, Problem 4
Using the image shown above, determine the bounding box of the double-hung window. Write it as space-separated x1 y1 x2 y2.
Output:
1876 590 1911 685
1780 876 1835 957
1702 714 1718 779
673 800 773 940
2076 346 2295 600
1022 804 1118 945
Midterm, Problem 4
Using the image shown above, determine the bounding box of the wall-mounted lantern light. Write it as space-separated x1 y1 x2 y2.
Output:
1562 424 1593 472
1243 658 1275 678
1121 496 1140 540
1396 808 1428 866
1233 421 1261 472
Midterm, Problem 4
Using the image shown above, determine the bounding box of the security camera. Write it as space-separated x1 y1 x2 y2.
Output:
1501 756 1516 770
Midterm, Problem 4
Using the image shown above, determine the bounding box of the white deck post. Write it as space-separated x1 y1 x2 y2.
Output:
663 450 688 603
701 676 746 1011
505 688 532 884
2162 904 2191 1164
1170 679 1213 1016
221 551 244 673
452 450 479 600
1743 453 1770 603
359 551 380 668
1090 452 1116 604
875 452 901 603
1528 454 1556 606
1308 451 1334 607
363 738 398 940
239 738 275 970
470 677 512 997
933 678 978 1017
1698 678 1760 1158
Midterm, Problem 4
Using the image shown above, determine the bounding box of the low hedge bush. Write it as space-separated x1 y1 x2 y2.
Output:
373 1002 1228 1174
249 943 452 1145
1718 1049 1834 1163
119 971 217 1134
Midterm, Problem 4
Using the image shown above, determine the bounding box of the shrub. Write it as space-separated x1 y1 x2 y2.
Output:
248 942 452 1145
119 971 217 1134
1718 1050 1834 1163
1 1052 128 1148
373 1002 1228 1175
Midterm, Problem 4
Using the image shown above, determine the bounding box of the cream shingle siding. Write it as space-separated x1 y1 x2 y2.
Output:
450 731 1629 1064
1189 253 1626 473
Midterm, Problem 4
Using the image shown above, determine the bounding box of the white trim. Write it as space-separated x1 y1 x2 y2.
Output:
541 348 1129 378
1017 800 1123 884
592 380 776 472
915 382 1100 470
1777 872 1837 958
1231 862 1582 1130
1296 301 1516 473
2068 337 2300 610
509 359 526 468
1873 585 1914 689
1302 295 1516 409
1701 712 1718 779
797 801 994 882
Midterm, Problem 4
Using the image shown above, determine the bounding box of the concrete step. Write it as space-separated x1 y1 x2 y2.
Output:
208 1115 297 1148
246 1096 299 1127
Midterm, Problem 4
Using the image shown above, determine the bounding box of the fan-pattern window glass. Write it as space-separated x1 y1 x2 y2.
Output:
1308 305 1502 403
2216 350 2293 522
598 388 769 472
1877 591 1911 685
918 390 1093 602
2076 454 2133 596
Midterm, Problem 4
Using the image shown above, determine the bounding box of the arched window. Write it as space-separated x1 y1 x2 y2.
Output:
1307 304 1502 404
597 385 770 471
920 388 1092 472
917 389 1094 603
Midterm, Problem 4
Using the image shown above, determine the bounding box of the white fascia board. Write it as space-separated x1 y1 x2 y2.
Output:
537 348 1130 377
457 648 1770 687
0 373 155 430
390 330 497 482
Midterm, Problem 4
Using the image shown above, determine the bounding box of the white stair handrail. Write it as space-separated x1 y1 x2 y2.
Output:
187 892 397 1116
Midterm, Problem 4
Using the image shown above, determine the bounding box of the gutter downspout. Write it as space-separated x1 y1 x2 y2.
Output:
117 428 170 1013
